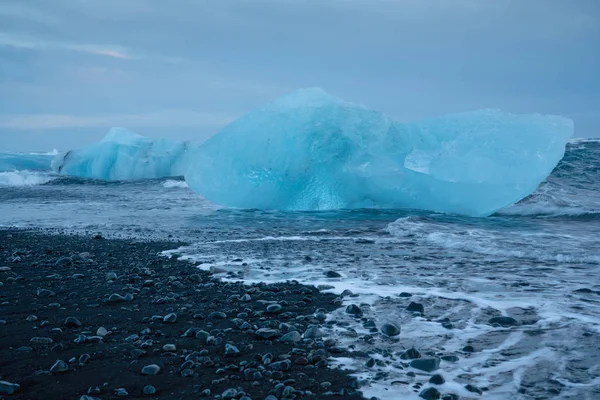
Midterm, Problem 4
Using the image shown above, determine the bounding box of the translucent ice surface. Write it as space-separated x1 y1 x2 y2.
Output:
185 88 573 216
54 128 188 181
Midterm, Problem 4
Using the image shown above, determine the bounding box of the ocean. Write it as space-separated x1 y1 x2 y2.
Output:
1 139 599 399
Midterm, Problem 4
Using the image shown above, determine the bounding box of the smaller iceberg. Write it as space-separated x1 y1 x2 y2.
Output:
53 128 188 181
0 152 54 172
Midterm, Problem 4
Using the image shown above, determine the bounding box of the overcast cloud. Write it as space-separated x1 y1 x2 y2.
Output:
0 0 598 151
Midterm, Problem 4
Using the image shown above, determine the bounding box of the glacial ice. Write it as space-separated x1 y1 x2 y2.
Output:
185 88 573 216
54 128 188 181
0 153 54 172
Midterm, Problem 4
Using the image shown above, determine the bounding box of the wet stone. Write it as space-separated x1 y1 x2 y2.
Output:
381 323 401 337
225 343 240 357
462 345 475 353
488 316 519 327
407 302 425 314
303 325 322 339
141 364 161 375
401 348 421 360
143 385 157 395
266 304 283 313
162 344 176 351
163 313 177 323
410 358 440 372
325 271 342 278
280 331 302 343
0 381 20 395
465 384 483 394
345 304 363 316
50 359 69 373
441 355 459 363
429 374 445 385
115 388 129 397
419 387 441 400
64 317 82 328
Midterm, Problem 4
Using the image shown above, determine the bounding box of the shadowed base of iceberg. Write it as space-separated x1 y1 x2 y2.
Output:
51 88 573 217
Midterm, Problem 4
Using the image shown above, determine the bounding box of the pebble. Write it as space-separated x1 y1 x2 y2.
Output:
15 346 33 352
115 388 129 397
462 345 475 353
465 384 483 394
79 353 91 364
441 355 459 363
222 388 238 399
64 317 83 328
401 347 421 360
303 325 322 339
225 343 240 357
0 267 11 272
345 304 363 316
162 344 177 352
380 323 401 337
429 374 445 385
410 358 440 372
419 387 441 399
0 380 20 395
50 359 69 373
143 385 157 395
325 271 342 278
26 315 38 322
407 302 425 314
266 304 283 313
488 316 518 327
208 311 227 320
141 364 161 375
107 293 126 303
97 327 108 337
255 328 280 339
163 313 177 323
280 331 302 343
106 272 118 280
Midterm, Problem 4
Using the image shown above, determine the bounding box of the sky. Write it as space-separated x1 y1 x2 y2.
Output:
0 0 599 152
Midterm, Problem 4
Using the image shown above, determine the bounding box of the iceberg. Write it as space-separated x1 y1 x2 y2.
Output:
0 152 54 172
54 128 188 181
185 88 573 216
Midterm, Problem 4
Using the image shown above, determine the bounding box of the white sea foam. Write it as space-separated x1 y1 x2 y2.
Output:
163 180 189 189
0 171 56 187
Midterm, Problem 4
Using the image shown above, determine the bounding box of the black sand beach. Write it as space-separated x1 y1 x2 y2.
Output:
0 229 365 400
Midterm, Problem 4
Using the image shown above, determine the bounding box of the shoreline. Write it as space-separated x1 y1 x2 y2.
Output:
0 229 365 400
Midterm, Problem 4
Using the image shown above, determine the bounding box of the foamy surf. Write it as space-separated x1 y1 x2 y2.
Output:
0 171 56 187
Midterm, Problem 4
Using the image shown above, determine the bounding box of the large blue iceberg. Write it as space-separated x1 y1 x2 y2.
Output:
54 128 188 181
185 88 573 216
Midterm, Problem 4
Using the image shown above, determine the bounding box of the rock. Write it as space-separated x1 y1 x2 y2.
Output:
266 304 283 313
115 388 129 397
97 327 108 337
106 272 118 280
270 359 291 371
50 359 69 373
410 358 440 372
0 267 11 272
441 355 459 363
303 325 323 339
55 256 72 266
195 330 210 342
222 388 238 399
64 317 82 328
163 313 177 323
465 384 483 394
345 304 363 316
26 315 38 322
407 302 425 314
141 364 161 375
441 394 459 400
143 385 157 395
79 353 91 364
255 328 281 339
225 344 240 357
488 316 518 327
208 311 227 320
401 348 421 360
162 344 177 352
0 381 20 395
365 358 375 368
107 293 126 303
419 387 441 400
15 346 33 353
429 374 445 385
30 337 53 345
280 331 302 343
462 345 475 353
381 323 401 337
325 271 342 278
